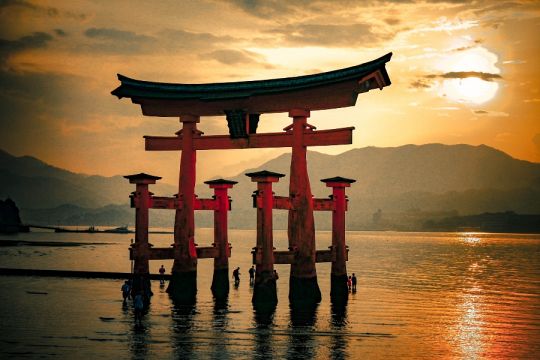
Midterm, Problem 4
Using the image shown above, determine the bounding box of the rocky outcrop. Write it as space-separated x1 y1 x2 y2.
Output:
0 198 28 233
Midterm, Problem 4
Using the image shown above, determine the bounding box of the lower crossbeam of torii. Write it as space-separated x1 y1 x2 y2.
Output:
113 52 392 307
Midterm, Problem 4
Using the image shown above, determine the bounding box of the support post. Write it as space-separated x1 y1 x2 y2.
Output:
321 176 356 304
287 109 321 306
246 170 284 307
124 173 161 300
205 179 237 300
168 114 200 304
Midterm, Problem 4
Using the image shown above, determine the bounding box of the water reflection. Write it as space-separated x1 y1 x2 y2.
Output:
126 303 151 359
128 325 151 360
330 302 349 360
454 289 484 359
213 297 229 328
253 303 276 359
286 304 319 359
171 302 197 359
330 302 348 327
460 232 481 245
2 231 538 358
253 303 276 328
210 298 230 359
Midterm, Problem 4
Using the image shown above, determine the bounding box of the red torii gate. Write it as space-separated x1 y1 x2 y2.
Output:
113 53 392 305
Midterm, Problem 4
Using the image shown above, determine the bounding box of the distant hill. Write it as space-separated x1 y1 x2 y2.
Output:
0 149 176 209
198 143 540 230
423 211 540 233
2 144 539 230
219 143 540 196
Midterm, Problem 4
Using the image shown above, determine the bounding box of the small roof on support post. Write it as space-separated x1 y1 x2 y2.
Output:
321 176 356 187
246 170 285 183
124 173 162 184
111 53 392 117
204 178 239 185
204 178 238 188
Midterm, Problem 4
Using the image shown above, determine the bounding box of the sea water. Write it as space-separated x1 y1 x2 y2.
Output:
0 229 539 359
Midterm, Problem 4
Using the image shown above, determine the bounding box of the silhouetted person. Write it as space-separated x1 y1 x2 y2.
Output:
159 264 166 285
249 266 255 285
352 273 357 292
121 280 131 304
347 276 352 292
273 269 279 280
133 292 144 326
232 267 240 286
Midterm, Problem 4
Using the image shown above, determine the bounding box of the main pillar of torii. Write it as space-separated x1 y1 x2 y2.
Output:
287 109 321 304
112 53 392 303
166 114 199 302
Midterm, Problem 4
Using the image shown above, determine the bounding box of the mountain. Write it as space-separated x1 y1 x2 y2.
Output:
197 143 540 230
0 149 176 209
2 144 539 230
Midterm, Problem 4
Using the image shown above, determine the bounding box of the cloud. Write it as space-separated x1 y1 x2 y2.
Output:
472 109 509 117
502 59 525 64
0 0 86 20
228 0 473 20
427 71 502 81
159 28 235 49
473 1 527 16
0 70 89 118
204 49 262 65
85 27 154 42
431 106 460 110
0 32 53 64
225 0 315 18
450 42 482 52
83 27 156 54
81 27 238 55
409 79 432 89
384 18 401 26
0 70 84 153
524 98 540 103
266 23 389 47
54 29 67 37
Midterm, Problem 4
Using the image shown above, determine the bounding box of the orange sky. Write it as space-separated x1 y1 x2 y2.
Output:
1 0 539 185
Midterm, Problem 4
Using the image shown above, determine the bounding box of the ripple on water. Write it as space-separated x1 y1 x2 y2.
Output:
0 230 539 359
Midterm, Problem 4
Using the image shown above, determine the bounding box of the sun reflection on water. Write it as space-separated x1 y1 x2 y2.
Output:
459 232 481 245
454 288 485 360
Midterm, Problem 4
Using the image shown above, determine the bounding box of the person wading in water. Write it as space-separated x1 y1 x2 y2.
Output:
232 267 240 286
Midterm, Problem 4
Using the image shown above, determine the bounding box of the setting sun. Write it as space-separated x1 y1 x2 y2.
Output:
433 46 501 104
441 77 499 104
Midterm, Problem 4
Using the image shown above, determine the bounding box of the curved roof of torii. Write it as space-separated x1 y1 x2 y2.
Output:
111 52 392 117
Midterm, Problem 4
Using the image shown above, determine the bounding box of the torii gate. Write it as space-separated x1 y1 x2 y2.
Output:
112 53 392 305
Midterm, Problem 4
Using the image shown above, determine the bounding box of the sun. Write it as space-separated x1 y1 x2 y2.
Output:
441 77 499 104
435 46 500 104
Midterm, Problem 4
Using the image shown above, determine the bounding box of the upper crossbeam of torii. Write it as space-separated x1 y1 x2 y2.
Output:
112 52 392 306
112 52 392 118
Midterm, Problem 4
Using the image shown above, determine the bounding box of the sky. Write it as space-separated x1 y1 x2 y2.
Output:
1 0 539 185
